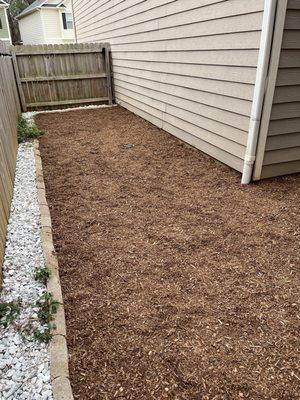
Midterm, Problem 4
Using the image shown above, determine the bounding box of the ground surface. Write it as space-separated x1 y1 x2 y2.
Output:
37 106 300 400
0 143 52 399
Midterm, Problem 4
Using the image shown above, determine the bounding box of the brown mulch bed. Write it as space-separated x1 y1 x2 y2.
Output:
37 106 300 400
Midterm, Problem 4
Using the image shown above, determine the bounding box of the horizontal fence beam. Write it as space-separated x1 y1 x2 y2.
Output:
20 73 107 83
27 97 109 108
0 51 11 56
15 49 105 56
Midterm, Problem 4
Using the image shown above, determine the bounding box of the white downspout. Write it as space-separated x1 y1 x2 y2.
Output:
241 0 277 184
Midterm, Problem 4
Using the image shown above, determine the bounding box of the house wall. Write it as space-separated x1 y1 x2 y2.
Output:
41 7 75 44
60 0 76 42
19 3 75 46
260 0 300 179
0 8 10 41
63 0 73 11
19 11 45 45
73 0 266 172
41 8 62 44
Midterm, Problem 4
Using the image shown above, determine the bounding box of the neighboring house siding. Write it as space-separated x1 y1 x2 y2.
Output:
41 9 62 44
261 0 300 179
60 0 76 41
41 7 74 43
73 0 266 172
18 0 75 45
0 8 9 40
19 11 45 45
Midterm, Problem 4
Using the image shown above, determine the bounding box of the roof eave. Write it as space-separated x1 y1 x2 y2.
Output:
16 0 49 20
56 0 66 7
17 8 40 19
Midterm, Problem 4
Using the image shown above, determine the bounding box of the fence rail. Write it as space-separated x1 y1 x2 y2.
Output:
12 43 113 111
0 41 20 282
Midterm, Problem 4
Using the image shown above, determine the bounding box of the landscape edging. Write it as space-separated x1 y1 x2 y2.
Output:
33 139 74 400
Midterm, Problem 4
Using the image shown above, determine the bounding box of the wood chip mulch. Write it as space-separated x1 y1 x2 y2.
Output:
36 106 300 400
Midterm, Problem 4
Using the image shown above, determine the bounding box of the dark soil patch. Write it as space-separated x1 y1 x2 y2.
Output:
37 106 300 400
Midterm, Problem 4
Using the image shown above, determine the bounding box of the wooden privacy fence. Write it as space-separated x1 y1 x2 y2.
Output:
0 41 20 281
12 43 113 111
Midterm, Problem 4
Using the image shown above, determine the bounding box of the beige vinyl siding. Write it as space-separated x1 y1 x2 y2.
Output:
59 0 76 42
19 4 75 45
73 0 266 172
41 9 62 44
41 8 75 44
0 8 10 41
261 0 300 179
19 11 45 45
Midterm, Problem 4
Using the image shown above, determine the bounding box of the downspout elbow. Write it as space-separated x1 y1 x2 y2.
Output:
241 118 260 185
241 154 256 185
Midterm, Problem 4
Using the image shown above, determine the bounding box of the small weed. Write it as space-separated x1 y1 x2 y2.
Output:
18 322 34 342
36 292 59 324
1 292 59 344
33 323 56 344
17 115 44 143
34 292 59 343
18 292 59 343
0 299 22 328
34 266 51 285
19 320 57 344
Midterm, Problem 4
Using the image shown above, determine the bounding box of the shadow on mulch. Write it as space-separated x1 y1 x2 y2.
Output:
36 106 300 400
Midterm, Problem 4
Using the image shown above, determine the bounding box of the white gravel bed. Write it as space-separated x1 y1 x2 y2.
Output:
23 104 115 126
0 143 52 400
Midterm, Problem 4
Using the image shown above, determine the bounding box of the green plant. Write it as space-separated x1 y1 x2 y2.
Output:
1 292 59 343
17 115 44 143
36 292 59 324
0 299 22 328
34 266 51 285
33 323 56 343
19 319 57 344
18 322 34 342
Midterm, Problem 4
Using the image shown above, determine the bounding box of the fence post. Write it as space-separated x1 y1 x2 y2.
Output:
11 50 27 112
104 45 113 105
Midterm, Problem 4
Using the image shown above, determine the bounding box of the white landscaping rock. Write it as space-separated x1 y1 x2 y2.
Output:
0 143 53 400
23 103 116 125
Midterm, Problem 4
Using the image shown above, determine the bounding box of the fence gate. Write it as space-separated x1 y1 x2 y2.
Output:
11 43 113 111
